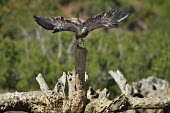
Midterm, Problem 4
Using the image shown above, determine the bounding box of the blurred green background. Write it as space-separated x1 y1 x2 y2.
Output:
0 0 170 97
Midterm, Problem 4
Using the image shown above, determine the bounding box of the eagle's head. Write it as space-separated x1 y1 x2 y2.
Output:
81 27 88 33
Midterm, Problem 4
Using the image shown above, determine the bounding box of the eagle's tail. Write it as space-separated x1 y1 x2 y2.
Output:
34 16 55 30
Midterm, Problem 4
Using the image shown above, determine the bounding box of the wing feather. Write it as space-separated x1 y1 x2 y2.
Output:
34 16 79 33
83 9 131 31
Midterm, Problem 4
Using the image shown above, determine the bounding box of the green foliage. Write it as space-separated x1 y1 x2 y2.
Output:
0 34 18 89
0 0 170 97
0 0 60 39
151 47 170 81
82 0 121 16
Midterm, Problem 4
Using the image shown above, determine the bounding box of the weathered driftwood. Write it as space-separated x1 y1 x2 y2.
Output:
1 70 170 112
109 70 170 113
131 76 170 97
108 70 170 97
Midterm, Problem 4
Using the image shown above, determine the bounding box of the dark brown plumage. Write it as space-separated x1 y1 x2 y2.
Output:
34 9 130 43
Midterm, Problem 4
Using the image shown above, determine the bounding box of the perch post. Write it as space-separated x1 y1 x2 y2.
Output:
68 45 88 113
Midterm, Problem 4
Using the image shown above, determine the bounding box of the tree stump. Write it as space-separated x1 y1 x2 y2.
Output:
67 45 88 113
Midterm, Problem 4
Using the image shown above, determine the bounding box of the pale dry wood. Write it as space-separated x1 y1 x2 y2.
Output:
108 70 170 112
86 93 170 112
36 73 49 93
2 91 170 112
131 76 170 97
67 69 77 111
0 73 65 112
1 70 170 112
129 94 170 109
98 88 110 99
53 72 66 95
108 70 132 96
0 90 63 112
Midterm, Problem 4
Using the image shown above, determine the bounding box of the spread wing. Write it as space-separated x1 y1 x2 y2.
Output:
83 9 131 31
34 16 79 33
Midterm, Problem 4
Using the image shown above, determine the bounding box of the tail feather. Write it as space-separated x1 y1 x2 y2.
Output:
34 16 55 30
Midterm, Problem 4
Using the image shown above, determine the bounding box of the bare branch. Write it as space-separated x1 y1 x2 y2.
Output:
36 73 49 93
108 70 132 96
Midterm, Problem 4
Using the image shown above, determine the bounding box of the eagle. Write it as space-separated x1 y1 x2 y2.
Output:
34 9 130 44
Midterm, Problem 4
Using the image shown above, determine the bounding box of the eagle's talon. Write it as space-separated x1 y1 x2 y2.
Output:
76 38 86 45
81 38 86 44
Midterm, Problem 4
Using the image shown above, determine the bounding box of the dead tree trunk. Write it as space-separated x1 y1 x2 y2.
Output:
67 45 88 113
